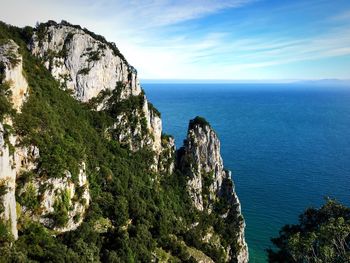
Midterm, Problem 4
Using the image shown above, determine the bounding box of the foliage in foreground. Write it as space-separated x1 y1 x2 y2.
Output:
268 199 350 263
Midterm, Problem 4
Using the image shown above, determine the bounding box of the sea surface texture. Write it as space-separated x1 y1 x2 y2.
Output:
143 83 350 263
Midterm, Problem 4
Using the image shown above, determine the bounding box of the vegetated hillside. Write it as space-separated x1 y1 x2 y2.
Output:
0 21 247 263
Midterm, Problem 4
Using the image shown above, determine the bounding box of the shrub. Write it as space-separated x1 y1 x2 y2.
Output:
77 67 90 75
268 199 350 263
189 116 211 130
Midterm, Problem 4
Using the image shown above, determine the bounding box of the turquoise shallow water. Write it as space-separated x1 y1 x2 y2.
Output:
143 83 350 263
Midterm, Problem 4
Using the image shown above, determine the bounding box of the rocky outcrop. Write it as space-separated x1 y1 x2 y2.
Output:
144 100 162 154
30 21 140 102
178 117 227 211
0 39 29 111
18 163 90 232
109 94 162 155
158 134 176 174
0 38 90 236
1 21 247 262
178 117 248 263
0 123 18 239
0 40 30 239
29 21 164 166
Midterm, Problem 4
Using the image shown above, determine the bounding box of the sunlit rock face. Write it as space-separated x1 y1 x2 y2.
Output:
0 39 29 111
30 22 141 102
30 21 165 167
0 38 90 237
18 163 90 232
1 23 247 262
178 117 248 263
0 123 18 239
0 40 30 239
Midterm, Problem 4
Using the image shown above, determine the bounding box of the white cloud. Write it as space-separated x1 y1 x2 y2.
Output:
0 0 254 73
86 0 254 28
0 0 349 80
331 10 350 22
124 24 350 79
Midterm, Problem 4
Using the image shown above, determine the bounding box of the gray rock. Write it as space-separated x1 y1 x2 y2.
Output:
30 24 140 102
30 22 165 167
178 117 248 263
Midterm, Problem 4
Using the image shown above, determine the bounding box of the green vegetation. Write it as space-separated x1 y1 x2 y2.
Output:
77 67 91 75
148 101 161 117
50 189 71 228
202 171 215 209
0 62 14 121
18 182 39 211
103 83 150 146
189 116 211 130
0 21 244 262
0 81 13 122
0 42 21 68
82 50 104 63
0 180 8 214
268 199 350 263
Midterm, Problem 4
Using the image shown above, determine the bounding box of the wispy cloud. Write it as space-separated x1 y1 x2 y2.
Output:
119 22 350 79
87 0 255 28
1 0 350 79
331 10 350 22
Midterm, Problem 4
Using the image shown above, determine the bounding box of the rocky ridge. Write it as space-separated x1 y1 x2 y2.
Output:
178 117 248 262
0 20 247 262
0 40 30 239
0 38 90 236
30 21 140 102
29 21 164 163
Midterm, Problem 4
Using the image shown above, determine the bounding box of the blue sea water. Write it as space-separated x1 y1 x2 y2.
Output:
143 83 350 263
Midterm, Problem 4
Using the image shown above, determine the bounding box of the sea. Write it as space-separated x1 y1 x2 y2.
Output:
143 83 350 263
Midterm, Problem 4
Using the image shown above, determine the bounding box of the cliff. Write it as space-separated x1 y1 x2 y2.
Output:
29 20 166 166
0 38 90 236
0 20 247 263
178 117 248 262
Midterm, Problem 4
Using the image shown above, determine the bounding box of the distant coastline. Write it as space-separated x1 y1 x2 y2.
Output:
141 79 350 86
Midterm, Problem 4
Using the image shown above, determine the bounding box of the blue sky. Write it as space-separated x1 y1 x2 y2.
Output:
1 0 350 80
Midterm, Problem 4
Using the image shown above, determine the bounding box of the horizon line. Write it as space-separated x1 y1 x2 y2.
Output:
141 78 350 84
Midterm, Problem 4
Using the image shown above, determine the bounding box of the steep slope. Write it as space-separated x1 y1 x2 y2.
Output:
0 38 90 235
0 20 247 263
30 20 139 102
0 39 31 239
28 21 165 163
178 117 248 262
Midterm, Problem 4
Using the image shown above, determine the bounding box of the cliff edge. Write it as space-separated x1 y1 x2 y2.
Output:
178 117 248 262
0 20 247 263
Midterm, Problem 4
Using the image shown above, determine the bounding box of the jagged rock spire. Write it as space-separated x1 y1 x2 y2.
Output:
177 116 248 262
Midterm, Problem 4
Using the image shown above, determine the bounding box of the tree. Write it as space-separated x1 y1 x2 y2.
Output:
268 199 350 263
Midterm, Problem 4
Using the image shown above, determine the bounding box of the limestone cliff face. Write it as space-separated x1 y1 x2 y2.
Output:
158 135 176 174
0 40 30 239
0 21 173 239
30 21 140 102
178 118 231 211
1 22 246 261
0 123 18 239
18 163 90 232
0 40 29 111
109 95 162 155
0 38 90 237
178 117 248 263
29 21 164 164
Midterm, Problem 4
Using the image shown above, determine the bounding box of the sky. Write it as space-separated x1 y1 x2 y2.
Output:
0 0 350 81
